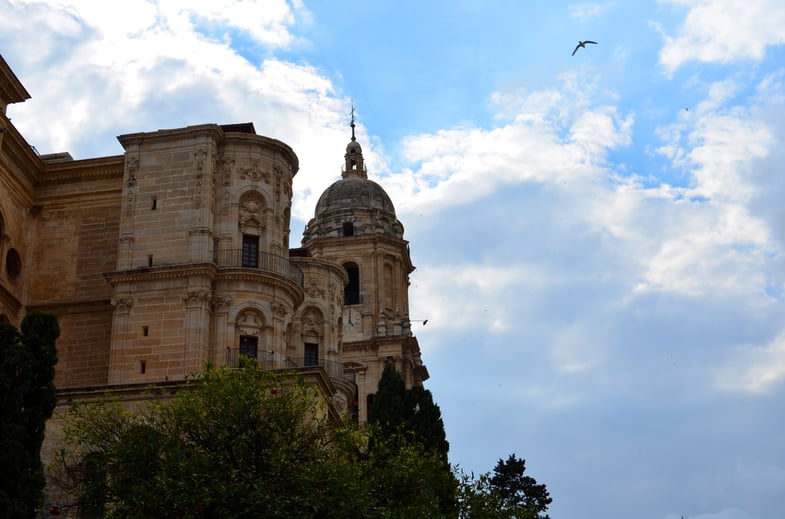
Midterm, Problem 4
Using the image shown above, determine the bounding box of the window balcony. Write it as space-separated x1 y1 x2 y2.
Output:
225 349 355 384
213 249 303 286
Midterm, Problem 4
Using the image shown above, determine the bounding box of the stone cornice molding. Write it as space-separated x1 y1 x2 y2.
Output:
0 55 31 106
117 125 299 175
117 124 225 149
289 257 350 286
37 156 124 186
216 268 304 298
104 263 218 285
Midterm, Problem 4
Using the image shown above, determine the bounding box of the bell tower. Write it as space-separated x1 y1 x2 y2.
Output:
302 113 428 423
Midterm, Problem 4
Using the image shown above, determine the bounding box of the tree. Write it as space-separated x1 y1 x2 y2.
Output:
0 312 59 518
369 364 409 436
490 454 552 519
53 362 457 518
370 364 449 459
405 384 449 459
369 364 457 515
457 454 552 519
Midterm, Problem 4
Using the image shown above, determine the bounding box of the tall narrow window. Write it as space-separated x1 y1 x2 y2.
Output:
239 336 258 360
242 234 259 268
344 263 360 305
343 222 354 237
304 343 319 367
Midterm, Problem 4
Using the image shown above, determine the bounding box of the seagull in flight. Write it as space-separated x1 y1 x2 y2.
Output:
572 40 597 56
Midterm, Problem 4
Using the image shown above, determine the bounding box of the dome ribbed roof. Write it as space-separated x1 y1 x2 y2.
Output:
314 177 396 218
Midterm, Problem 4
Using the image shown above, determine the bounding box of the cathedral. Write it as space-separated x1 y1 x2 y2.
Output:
0 54 428 427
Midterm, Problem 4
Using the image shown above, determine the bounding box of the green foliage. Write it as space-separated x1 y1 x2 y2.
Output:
456 454 552 519
368 365 456 515
0 312 59 519
490 454 551 518
370 364 450 459
369 364 409 435
54 363 458 518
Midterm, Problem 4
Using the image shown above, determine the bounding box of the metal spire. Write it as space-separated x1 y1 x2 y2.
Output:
350 101 356 141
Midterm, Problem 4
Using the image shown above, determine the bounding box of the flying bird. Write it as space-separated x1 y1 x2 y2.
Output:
572 40 597 56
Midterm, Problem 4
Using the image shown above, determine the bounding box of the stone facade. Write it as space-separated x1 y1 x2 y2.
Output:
0 56 428 428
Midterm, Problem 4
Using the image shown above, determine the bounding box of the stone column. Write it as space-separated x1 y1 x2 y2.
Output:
107 295 133 384
182 289 212 376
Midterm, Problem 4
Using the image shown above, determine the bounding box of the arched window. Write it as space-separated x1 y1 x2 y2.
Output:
343 262 360 305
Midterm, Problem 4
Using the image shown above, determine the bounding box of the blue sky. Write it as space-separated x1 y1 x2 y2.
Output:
3 1 785 518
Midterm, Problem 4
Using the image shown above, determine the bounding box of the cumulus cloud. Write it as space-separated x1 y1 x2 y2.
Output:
1 0 353 226
659 0 785 72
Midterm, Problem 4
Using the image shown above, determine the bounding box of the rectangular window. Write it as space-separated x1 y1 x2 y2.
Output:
304 343 318 367
242 234 259 268
239 336 258 360
343 222 354 236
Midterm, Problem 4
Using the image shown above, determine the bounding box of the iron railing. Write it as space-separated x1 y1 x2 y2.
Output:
225 348 277 370
226 349 355 384
213 249 303 286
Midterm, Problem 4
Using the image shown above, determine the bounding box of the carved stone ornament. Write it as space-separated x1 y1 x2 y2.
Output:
213 295 233 308
305 280 325 299
239 159 270 183
182 290 212 306
271 301 288 318
111 298 133 310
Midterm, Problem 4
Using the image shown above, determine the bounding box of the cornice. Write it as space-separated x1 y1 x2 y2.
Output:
104 263 219 285
0 55 31 106
37 155 124 186
117 124 299 174
117 123 225 149
1 119 41 189
289 256 350 284
216 268 305 299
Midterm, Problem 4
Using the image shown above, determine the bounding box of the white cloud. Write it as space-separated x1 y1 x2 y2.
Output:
714 332 785 393
659 0 785 72
569 2 608 22
2 0 351 225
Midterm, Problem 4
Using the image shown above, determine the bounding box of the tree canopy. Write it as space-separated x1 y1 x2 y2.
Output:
51 361 551 519
52 363 456 518
370 364 449 459
0 312 59 518
457 454 552 519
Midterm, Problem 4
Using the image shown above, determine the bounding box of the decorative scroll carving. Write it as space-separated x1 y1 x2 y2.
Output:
238 159 270 183
193 148 208 208
221 157 234 215
125 156 139 213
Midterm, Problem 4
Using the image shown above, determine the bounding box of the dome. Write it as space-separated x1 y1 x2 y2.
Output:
314 177 396 218
346 139 363 154
301 120 405 242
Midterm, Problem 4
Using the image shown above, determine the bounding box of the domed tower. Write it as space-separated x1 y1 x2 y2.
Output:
302 115 428 423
